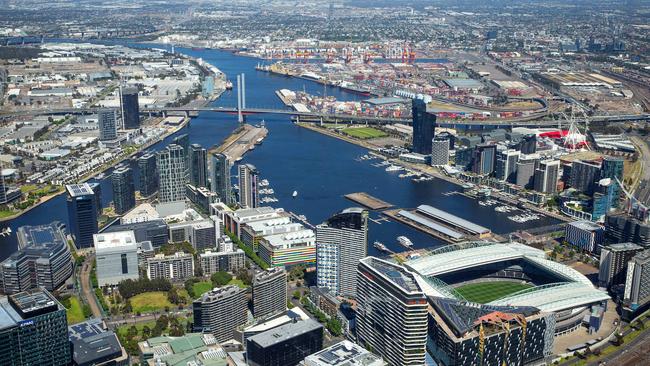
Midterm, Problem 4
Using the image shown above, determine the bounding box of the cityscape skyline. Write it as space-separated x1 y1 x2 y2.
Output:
0 1 649 365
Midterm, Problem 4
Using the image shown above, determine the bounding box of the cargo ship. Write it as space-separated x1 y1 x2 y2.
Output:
340 85 372 96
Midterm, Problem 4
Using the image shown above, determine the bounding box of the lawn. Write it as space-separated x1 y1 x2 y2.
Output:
0 209 18 219
130 292 173 313
116 320 157 338
454 282 532 304
341 127 388 139
64 296 86 325
192 281 213 297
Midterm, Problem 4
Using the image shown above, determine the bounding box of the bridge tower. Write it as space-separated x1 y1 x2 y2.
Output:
237 73 246 123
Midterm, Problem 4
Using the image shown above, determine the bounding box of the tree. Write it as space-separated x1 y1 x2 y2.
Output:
123 300 133 314
127 325 138 339
327 318 343 337
156 315 169 330
151 324 163 337
142 325 151 339
293 290 301 300
236 268 253 286
184 278 199 298
211 271 233 287
167 288 181 305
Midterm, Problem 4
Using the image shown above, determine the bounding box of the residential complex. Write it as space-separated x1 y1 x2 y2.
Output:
356 257 429 366
192 285 248 343
258 229 316 267
111 165 136 215
599 243 644 288
252 267 287 320
157 144 186 203
199 249 246 275
138 152 158 198
238 163 259 209
146 252 195 281
316 208 368 298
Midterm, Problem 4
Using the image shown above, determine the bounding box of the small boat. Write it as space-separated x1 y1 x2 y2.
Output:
385 165 403 172
292 190 298 198
373 241 390 253
397 236 413 248
225 81 233 90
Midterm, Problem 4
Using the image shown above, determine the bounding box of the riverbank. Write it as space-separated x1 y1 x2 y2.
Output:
0 116 191 223
297 121 572 225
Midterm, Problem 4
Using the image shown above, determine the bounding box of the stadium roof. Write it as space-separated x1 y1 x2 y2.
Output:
404 241 609 314
429 297 540 338
405 241 545 277
488 282 610 313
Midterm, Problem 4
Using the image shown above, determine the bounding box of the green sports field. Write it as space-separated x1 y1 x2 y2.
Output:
341 127 388 139
454 281 533 304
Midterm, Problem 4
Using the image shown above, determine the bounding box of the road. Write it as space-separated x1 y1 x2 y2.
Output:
79 254 103 318
631 135 650 205
588 326 650 365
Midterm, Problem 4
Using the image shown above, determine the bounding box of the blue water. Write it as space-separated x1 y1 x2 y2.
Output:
0 43 558 260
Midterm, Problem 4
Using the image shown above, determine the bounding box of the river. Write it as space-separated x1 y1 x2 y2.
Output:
0 42 559 261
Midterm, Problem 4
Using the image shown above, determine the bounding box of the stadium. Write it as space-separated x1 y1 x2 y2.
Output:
404 241 610 335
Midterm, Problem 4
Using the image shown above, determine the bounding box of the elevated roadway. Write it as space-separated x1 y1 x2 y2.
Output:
1 105 648 128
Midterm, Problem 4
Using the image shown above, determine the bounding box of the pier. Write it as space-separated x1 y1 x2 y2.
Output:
212 123 268 161
383 205 492 244
344 192 393 210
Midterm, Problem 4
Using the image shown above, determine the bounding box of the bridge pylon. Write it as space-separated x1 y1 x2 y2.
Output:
236 74 246 123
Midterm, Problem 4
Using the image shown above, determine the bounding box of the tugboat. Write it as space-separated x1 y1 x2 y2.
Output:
397 236 414 248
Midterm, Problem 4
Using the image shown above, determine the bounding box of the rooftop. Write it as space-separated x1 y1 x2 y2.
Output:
362 257 421 293
254 267 286 284
0 289 62 330
398 210 465 240
196 285 245 303
232 207 278 220
262 229 315 247
14 222 67 254
66 183 95 197
604 243 644 252
93 230 138 251
303 340 383 366
69 319 126 365
568 220 603 231
416 205 490 235
247 319 322 349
